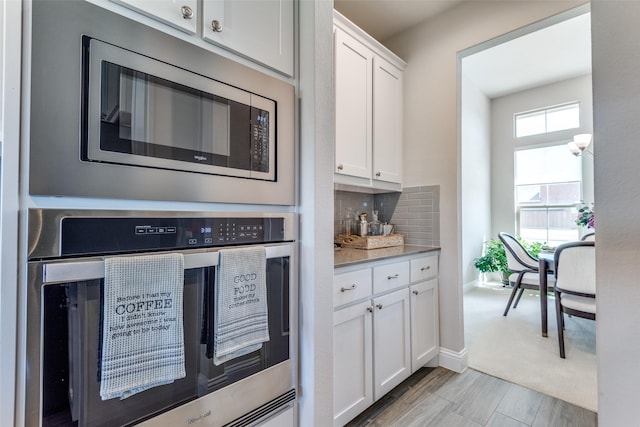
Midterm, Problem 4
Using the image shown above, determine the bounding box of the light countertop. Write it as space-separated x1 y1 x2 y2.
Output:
334 244 440 268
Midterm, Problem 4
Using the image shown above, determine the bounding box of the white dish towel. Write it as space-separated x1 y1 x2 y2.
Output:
214 246 269 365
100 253 186 400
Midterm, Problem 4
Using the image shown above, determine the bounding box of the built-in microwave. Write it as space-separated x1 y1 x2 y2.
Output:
29 0 295 205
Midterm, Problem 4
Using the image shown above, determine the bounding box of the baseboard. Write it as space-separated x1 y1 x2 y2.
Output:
438 347 468 373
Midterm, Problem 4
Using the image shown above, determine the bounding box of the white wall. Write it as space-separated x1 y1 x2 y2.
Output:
460 75 491 286
384 0 584 359
491 75 594 236
298 0 335 425
591 2 640 424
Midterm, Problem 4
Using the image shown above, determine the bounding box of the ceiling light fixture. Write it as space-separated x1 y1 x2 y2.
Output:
568 133 593 157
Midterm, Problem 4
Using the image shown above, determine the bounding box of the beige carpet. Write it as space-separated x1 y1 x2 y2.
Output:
464 282 597 412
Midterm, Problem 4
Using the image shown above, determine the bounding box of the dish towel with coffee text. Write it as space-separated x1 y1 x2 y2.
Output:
214 246 269 365
100 253 186 400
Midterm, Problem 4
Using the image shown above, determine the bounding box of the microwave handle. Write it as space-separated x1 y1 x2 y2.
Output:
40 245 291 285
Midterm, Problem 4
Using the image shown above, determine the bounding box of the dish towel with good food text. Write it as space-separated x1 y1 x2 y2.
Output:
100 253 186 400
214 246 269 365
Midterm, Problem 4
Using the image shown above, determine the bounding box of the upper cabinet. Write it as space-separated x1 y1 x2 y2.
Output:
202 0 294 76
109 0 294 76
111 0 198 34
334 11 406 192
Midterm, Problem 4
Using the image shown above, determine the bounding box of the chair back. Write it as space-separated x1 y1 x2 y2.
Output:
498 232 538 272
554 241 596 295
581 232 595 241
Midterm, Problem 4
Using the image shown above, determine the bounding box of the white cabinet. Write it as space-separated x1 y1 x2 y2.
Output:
111 0 198 34
334 11 406 192
202 0 294 75
409 255 439 372
372 288 411 399
333 301 373 427
333 252 439 426
108 0 294 76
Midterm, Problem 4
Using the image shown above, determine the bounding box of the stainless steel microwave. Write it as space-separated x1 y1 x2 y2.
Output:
29 0 295 205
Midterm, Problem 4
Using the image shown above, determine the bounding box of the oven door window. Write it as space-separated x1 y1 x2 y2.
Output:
42 268 205 427
84 38 276 181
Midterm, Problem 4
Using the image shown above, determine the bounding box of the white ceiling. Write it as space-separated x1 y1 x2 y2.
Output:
333 1 592 99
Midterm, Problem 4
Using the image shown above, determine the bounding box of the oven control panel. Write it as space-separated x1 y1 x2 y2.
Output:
61 217 286 256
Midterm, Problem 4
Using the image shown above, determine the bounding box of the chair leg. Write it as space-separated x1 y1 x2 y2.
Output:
555 295 566 358
503 283 520 316
513 287 525 309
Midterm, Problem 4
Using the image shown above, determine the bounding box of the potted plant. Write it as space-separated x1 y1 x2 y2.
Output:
474 238 543 284
474 239 510 284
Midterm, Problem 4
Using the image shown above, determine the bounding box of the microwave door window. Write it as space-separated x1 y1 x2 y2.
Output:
99 61 254 173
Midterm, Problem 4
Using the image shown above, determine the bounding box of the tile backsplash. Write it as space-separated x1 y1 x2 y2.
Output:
334 185 440 247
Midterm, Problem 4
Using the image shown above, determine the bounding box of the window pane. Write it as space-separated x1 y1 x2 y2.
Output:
515 111 545 137
516 184 544 205
546 103 580 133
515 145 581 185
519 207 580 246
547 182 581 205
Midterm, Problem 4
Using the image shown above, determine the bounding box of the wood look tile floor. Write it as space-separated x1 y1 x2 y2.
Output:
346 367 597 427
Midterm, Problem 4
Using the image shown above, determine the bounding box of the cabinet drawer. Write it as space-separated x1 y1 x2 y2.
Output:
334 268 372 307
373 261 409 294
411 255 438 282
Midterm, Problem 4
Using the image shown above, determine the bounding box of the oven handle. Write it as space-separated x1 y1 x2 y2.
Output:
41 245 291 285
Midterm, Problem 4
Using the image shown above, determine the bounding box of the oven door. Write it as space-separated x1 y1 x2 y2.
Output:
26 244 295 427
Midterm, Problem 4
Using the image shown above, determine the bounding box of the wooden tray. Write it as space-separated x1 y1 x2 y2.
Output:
335 233 404 250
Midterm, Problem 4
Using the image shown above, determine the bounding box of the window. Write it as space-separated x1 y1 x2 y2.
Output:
515 144 581 245
515 103 580 138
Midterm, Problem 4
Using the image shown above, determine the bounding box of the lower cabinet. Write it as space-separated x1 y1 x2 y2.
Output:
333 301 373 426
372 288 411 398
410 279 439 372
333 253 439 427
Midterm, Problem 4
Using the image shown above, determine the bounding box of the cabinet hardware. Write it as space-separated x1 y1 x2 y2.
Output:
337 164 344 171
181 5 193 19
420 266 431 271
366 306 373 313
375 171 381 177
413 290 419 295
211 19 223 32
376 303 383 309
387 273 399 280
340 284 357 292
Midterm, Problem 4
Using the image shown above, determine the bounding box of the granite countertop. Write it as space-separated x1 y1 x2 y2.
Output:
334 244 440 268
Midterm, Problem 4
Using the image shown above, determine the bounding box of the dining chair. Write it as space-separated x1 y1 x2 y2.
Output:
498 232 555 317
553 241 596 358
580 232 595 241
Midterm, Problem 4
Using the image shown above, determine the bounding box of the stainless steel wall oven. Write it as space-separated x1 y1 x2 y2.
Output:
25 209 297 426
29 0 295 205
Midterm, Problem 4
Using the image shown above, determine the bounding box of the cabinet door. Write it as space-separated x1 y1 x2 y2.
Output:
410 279 439 372
334 301 373 426
202 0 294 75
372 288 411 399
373 56 403 184
334 27 373 179
112 0 198 34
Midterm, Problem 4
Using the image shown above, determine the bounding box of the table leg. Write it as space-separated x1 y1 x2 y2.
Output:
539 258 548 337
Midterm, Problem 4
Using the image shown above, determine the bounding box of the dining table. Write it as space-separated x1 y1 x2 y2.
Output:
538 251 555 337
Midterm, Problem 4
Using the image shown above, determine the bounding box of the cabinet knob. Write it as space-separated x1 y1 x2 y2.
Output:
413 290 419 295
181 5 194 19
211 19 223 32
375 171 381 177
366 306 373 313
376 303 383 310
337 164 344 171
387 273 399 280
421 266 431 271
340 284 357 292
